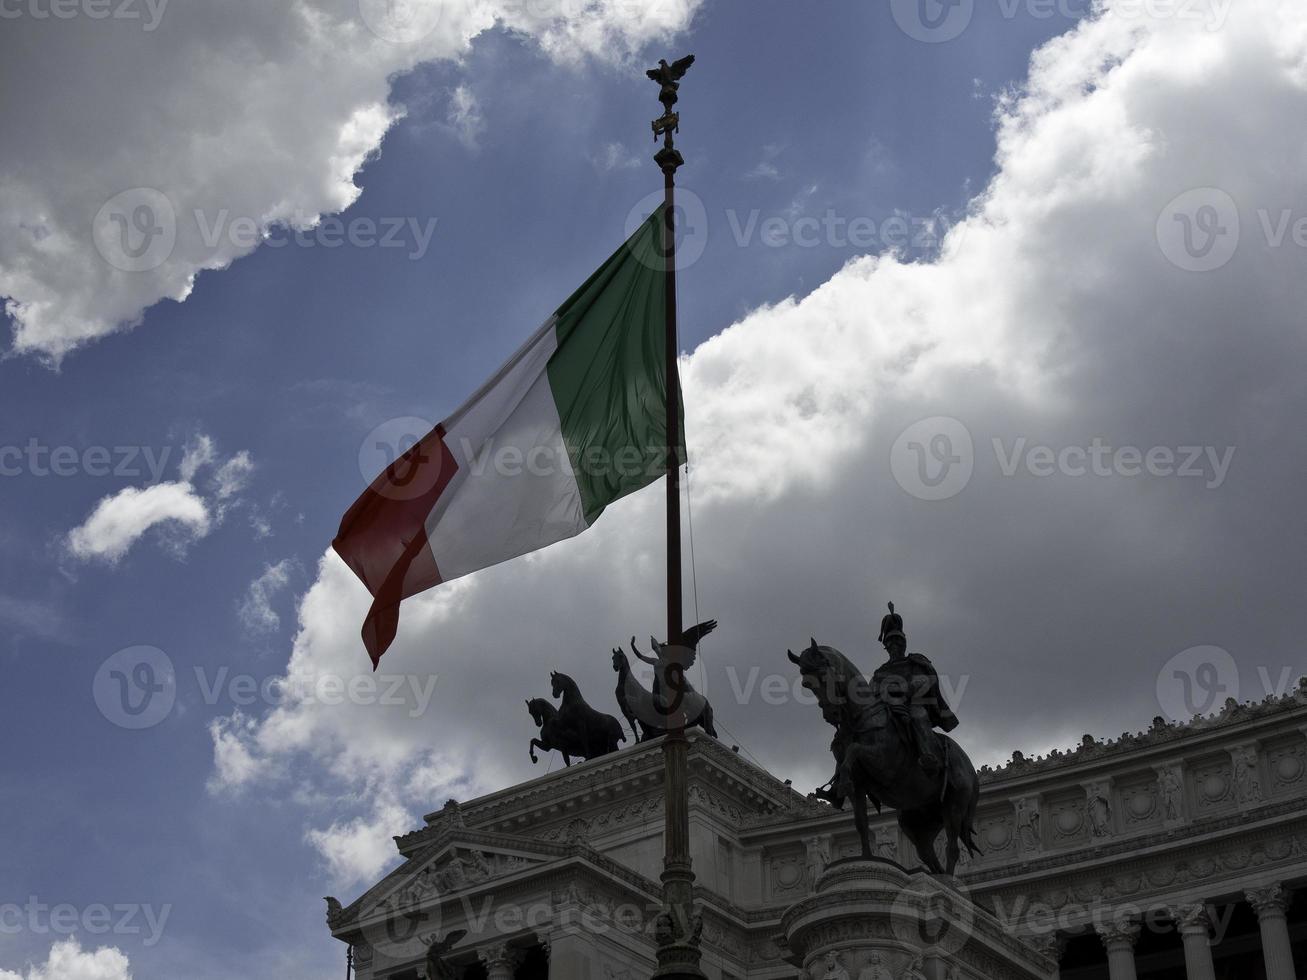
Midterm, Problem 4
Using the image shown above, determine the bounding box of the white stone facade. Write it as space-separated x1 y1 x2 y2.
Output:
327 689 1307 979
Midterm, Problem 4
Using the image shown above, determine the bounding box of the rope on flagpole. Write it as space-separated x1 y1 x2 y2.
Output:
685 448 785 779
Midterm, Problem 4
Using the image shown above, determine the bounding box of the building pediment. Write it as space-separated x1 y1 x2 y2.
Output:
329 830 570 936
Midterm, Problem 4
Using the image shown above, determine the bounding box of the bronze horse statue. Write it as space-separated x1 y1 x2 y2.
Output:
612 648 658 742
527 697 578 765
551 671 625 758
788 640 981 875
526 672 624 766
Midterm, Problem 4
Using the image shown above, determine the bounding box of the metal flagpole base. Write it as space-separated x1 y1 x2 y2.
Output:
649 732 707 980
649 859 707 980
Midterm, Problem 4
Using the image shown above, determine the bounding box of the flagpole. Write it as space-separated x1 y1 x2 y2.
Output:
648 55 706 980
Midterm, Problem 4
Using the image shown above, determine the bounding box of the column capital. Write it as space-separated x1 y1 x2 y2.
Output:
1246 883 1292 918
1169 902 1212 934
1096 916 1140 950
478 942 520 971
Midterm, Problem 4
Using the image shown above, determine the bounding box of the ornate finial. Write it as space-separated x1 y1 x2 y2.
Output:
647 54 694 170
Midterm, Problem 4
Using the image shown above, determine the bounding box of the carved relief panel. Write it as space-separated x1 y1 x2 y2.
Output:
767 847 807 900
1263 733 1307 797
1045 788 1089 848
1189 754 1235 813
1116 773 1163 831
975 807 1016 863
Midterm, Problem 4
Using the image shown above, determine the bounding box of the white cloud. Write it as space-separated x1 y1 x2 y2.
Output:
590 141 642 174
177 435 217 483
211 451 254 500
744 142 785 180
445 84 485 151
0 939 132 980
66 482 211 564
208 712 273 792
304 797 416 886
0 0 702 363
0 594 74 644
66 433 255 564
237 559 297 634
213 0 1307 887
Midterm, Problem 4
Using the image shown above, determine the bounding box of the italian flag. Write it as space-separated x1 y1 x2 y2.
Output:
334 208 685 666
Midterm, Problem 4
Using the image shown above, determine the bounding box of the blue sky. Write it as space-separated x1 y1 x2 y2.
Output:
5 0 1307 977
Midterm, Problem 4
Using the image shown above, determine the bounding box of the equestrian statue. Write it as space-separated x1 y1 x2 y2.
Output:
787 603 981 875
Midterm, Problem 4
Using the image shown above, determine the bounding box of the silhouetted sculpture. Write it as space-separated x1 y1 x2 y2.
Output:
646 55 695 113
422 929 466 980
323 896 344 927
630 619 718 737
613 648 658 741
788 637 981 874
869 604 957 774
552 671 625 758
527 697 580 765
876 601 904 652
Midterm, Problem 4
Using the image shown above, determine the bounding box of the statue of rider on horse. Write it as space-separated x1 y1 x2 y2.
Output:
870 601 958 775
789 602 980 875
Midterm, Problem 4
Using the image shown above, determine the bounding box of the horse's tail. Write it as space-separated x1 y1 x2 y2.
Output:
944 736 984 858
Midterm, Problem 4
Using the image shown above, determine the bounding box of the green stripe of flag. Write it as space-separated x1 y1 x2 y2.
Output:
546 206 686 524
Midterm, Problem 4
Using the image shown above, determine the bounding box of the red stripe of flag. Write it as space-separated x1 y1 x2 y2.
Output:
332 426 458 668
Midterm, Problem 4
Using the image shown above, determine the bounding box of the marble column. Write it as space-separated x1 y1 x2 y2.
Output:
1172 904 1216 980
1246 884 1297 980
1096 918 1139 980
480 942 519 980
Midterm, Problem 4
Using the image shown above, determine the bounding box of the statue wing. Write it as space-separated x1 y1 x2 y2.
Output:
679 619 717 650
646 67 663 81
670 54 696 77
432 929 467 954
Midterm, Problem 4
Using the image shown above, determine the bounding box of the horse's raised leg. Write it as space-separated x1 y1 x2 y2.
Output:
529 739 544 764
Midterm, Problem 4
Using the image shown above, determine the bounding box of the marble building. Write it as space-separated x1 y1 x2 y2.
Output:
326 687 1307 979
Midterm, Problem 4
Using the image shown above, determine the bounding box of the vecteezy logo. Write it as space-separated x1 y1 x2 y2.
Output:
1156 188 1240 272
890 0 974 43
625 188 709 272
358 416 446 502
1156 645 1239 722
890 416 974 501
93 188 177 273
93 646 177 729
357 0 442 44
890 876 977 957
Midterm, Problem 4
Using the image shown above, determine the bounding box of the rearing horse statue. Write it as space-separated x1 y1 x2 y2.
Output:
788 640 981 875
550 671 625 760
